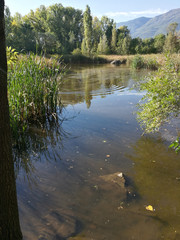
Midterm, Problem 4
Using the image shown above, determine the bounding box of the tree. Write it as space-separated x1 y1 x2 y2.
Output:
92 16 102 52
122 35 131 55
116 26 131 55
97 34 110 54
4 5 12 41
46 4 65 53
100 16 114 47
111 23 117 53
0 0 22 239
141 38 155 54
154 34 165 53
137 55 180 150
164 22 179 53
129 37 141 54
81 5 93 55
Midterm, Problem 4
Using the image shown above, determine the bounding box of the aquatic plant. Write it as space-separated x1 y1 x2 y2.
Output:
131 55 145 69
8 53 66 141
131 55 159 70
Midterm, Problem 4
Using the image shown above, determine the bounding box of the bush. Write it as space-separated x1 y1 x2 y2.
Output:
72 48 82 56
131 55 145 69
137 54 180 134
146 58 159 70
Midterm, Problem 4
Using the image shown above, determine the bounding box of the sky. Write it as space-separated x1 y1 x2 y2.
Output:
5 0 180 22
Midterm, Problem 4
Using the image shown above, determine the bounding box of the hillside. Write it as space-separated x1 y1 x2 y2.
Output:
117 8 180 38
116 17 151 34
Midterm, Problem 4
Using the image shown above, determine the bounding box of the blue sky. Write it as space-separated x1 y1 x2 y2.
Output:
5 0 180 22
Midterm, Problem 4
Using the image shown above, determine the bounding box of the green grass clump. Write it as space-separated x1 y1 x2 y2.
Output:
131 55 159 70
8 53 65 139
131 55 145 69
145 58 159 70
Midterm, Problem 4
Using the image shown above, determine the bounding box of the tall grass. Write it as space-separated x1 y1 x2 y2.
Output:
8 53 66 141
130 55 159 70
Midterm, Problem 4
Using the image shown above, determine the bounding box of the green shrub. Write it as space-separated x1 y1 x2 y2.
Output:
131 55 145 69
72 48 82 56
146 58 159 70
137 55 180 134
6 46 18 66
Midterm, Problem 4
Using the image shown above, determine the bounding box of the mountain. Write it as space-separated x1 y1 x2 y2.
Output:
117 8 180 38
116 17 151 34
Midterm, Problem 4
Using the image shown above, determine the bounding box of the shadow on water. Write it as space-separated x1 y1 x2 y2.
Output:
14 109 85 239
128 135 180 239
13 108 73 181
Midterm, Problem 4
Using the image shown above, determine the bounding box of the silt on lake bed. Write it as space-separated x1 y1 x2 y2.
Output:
16 64 180 240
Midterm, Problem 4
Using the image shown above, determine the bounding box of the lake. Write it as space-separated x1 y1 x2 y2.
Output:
17 64 180 240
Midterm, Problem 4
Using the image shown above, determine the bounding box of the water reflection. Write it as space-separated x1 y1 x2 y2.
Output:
17 64 179 240
14 113 69 181
60 64 143 108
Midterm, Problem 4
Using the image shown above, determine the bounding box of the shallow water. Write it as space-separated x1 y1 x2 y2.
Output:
17 64 180 240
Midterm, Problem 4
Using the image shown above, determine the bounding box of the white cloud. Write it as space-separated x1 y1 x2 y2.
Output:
105 8 167 18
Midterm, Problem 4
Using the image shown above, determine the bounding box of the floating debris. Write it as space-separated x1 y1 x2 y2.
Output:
145 205 155 212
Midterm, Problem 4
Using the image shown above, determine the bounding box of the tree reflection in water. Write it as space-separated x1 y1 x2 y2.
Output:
59 64 142 108
13 109 70 181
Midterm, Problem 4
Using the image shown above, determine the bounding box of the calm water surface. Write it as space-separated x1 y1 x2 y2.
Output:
17 64 180 240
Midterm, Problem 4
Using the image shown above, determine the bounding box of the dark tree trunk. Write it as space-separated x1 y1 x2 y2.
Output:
0 0 23 239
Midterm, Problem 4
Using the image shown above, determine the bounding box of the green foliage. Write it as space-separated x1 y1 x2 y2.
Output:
169 138 180 153
6 46 18 65
131 55 159 70
100 16 114 46
154 34 166 53
8 53 65 139
116 26 131 55
92 16 102 52
137 55 180 134
111 23 117 53
164 22 179 54
82 5 93 55
131 55 145 69
72 48 82 56
145 58 159 70
4 4 180 56
62 54 107 64
97 34 110 55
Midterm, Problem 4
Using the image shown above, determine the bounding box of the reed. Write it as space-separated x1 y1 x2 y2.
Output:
8 53 66 140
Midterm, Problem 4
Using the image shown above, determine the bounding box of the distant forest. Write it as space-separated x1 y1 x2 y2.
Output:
5 4 180 55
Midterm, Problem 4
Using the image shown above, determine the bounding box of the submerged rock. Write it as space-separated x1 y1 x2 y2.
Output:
37 209 81 240
100 172 125 188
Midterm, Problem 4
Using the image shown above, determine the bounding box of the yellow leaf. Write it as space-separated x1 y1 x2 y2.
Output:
146 205 154 211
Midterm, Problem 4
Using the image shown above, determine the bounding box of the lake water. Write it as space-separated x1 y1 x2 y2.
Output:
17 64 180 240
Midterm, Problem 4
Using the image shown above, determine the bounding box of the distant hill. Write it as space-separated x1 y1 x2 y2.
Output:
117 8 180 38
116 17 151 34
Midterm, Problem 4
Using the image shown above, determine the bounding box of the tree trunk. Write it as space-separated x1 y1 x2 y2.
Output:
0 0 23 239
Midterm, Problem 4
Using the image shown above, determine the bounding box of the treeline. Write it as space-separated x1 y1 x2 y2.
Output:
5 4 180 55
